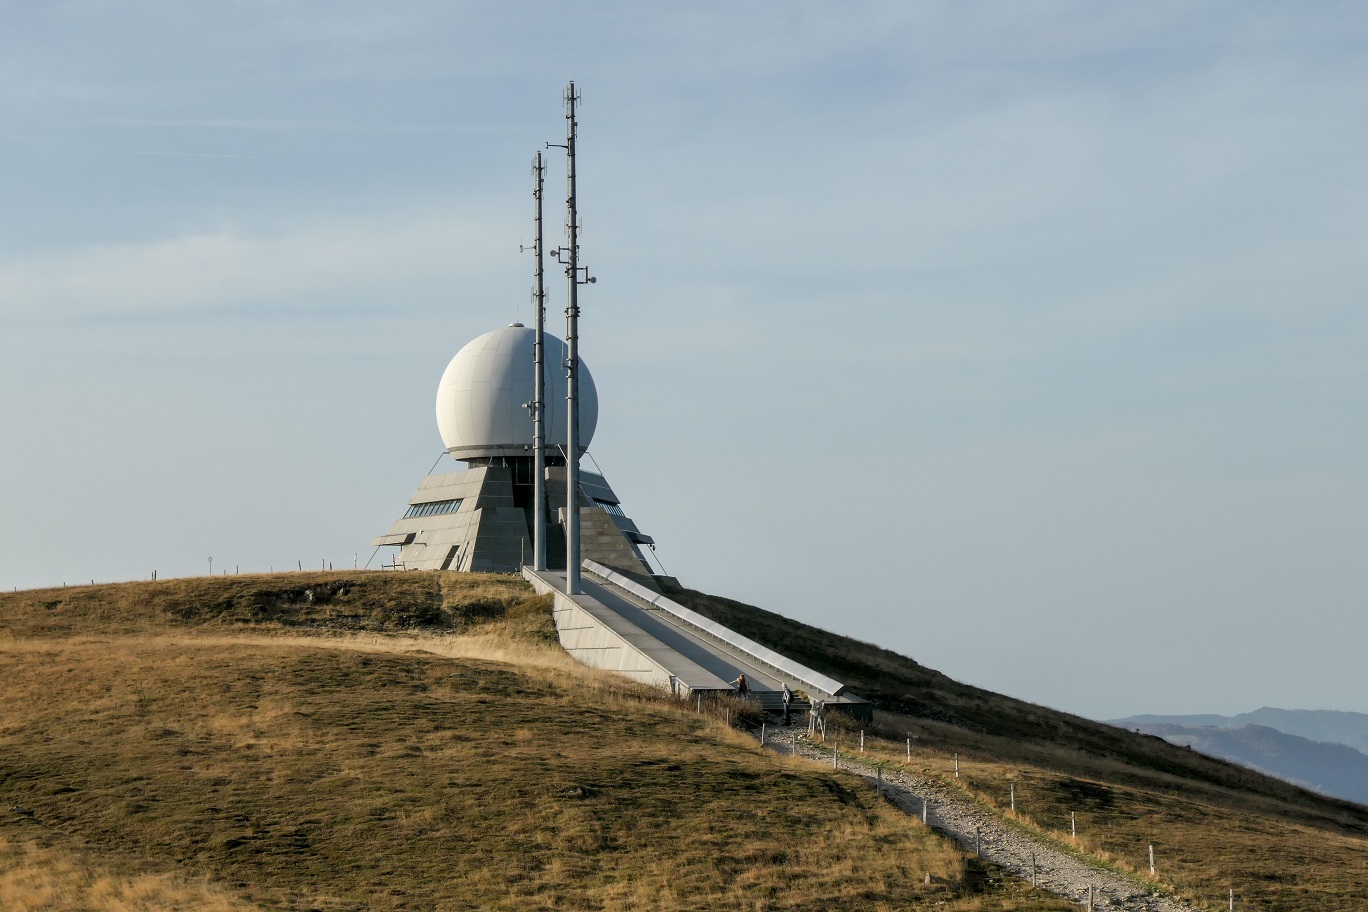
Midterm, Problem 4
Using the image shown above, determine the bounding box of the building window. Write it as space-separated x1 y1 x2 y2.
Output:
403 498 463 519
595 499 625 517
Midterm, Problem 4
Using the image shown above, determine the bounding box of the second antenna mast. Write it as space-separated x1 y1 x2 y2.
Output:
550 81 594 594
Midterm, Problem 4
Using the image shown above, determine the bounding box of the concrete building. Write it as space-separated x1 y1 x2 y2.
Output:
373 323 658 576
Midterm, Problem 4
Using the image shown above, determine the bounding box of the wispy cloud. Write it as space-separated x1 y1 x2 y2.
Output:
0 213 513 322
86 117 520 135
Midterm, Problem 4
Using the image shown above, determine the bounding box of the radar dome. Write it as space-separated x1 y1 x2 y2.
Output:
435 324 598 458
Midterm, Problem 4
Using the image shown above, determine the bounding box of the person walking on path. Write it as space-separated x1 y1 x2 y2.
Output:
781 683 793 725
731 674 749 698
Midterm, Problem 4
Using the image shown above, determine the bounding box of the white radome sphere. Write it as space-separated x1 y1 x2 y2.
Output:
435 324 598 458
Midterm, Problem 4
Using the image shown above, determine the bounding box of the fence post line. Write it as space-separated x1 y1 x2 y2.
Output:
1229 888 1234 910
954 753 959 778
696 693 701 713
1071 811 1076 841
1010 782 1015 812
1149 843 1155 875
906 734 911 763
975 826 980 856
1030 853 1036 887
860 730 864 754
1087 885 1093 912
922 797 927 824
760 723 765 746
876 766 882 796
833 744 838 769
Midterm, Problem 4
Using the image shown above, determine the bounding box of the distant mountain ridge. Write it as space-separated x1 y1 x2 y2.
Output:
1114 708 1368 755
1109 708 1368 807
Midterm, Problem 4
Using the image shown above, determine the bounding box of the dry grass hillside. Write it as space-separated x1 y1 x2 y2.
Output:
675 587 1368 911
1 573 1069 912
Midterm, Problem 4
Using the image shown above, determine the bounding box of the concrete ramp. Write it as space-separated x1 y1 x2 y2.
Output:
523 567 731 695
523 564 868 717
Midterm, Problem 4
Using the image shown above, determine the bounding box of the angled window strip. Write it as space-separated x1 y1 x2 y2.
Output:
403 499 463 519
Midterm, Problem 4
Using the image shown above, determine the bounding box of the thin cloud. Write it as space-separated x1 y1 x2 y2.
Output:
0 214 511 321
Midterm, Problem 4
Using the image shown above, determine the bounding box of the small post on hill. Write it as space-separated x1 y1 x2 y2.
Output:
1071 811 1076 841
1087 884 1093 912
1149 843 1155 875
876 766 882 796
906 734 911 763
974 826 980 856
1010 783 1015 812
954 753 959 778
1030 853 1036 888
1229 888 1234 910
921 797 927 824
760 723 765 746
860 730 864 753
833 744 838 769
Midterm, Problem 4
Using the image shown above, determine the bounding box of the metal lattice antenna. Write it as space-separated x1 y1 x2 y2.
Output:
546 82 595 594
526 152 548 571
563 82 583 595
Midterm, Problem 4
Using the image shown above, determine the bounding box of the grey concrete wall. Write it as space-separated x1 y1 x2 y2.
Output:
522 568 678 692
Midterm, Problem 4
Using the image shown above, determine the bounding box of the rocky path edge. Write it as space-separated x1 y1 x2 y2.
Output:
760 725 1202 912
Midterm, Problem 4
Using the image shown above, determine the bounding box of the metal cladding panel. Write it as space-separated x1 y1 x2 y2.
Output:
578 471 618 504
435 325 599 456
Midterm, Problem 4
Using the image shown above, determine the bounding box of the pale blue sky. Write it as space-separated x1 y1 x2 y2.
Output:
3 1 1366 720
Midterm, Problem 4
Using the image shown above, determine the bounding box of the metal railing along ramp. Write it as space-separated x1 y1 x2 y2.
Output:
522 563 864 708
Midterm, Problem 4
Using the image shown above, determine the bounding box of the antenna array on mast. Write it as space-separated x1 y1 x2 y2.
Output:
529 151 547 571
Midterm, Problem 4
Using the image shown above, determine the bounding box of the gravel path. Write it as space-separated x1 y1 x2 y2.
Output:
762 725 1201 912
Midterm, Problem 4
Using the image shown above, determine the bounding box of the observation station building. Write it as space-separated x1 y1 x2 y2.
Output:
373 324 658 578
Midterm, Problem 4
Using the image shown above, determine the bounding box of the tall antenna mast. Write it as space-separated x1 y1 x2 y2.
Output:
548 82 594 593
548 81 595 595
563 82 583 595
530 152 547 571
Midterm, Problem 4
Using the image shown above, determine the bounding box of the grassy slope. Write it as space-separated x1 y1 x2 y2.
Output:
0 574 1068 912
674 587 1368 911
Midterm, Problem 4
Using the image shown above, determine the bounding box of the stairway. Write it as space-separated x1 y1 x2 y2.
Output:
751 690 810 723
